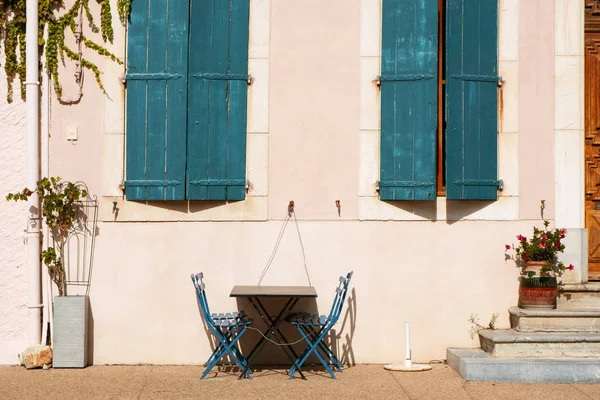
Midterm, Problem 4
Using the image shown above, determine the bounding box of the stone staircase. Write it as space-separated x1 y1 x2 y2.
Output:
447 283 600 383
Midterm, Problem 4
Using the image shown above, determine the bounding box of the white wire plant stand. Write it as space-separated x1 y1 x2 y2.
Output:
61 181 98 296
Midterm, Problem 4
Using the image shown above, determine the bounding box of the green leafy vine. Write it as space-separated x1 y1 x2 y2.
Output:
0 0 133 103
6 177 89 296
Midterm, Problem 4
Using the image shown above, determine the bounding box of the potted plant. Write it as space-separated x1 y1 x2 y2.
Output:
7 177 93 368
505 220 574 309
7 177 88 296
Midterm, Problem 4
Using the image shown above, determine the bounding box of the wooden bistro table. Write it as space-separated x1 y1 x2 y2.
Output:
230 285 317 379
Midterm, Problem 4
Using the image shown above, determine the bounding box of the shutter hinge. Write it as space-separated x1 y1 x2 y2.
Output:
377 180 435 188
123 179 182 187
450 74 501 83
188 179 248 187
378 74 435 82
452 179 503 190
191 73 252 85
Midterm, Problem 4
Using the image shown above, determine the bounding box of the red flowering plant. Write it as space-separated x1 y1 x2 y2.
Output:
504 220 574 278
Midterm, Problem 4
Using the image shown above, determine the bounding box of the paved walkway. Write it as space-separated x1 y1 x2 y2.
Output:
1 364 599 400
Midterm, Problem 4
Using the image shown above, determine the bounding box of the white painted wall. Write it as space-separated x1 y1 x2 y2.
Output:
0 65 29 364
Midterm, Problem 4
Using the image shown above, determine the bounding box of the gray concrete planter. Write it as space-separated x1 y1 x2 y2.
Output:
52 295 89 368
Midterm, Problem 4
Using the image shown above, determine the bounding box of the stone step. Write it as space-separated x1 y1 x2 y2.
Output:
558 283 600 309
509 306 600 332
478 329 600 358
447 348 600 383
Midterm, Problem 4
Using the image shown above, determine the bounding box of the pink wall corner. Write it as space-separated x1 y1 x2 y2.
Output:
518 0 555 220
268 0 360 220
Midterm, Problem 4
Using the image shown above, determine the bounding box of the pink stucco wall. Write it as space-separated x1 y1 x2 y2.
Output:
269 0 360 220
1 0 583 365
519 0 555 220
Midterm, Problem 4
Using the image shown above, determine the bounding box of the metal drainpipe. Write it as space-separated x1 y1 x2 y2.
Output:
40 23 51 346
25 0 41 345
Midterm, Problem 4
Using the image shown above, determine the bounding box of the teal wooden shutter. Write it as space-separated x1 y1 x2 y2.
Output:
125 0 189 201
186 0 250 201
445 0 501 200
379 0 438 201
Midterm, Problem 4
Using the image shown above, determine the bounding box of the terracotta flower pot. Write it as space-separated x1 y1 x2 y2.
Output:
518 261 557 309
522 260 547 277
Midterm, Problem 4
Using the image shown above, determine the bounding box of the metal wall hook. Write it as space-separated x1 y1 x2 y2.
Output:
540 200 545 219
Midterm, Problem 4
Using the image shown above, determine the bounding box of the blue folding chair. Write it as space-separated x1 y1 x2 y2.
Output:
191 273 253 379
287 271 353 379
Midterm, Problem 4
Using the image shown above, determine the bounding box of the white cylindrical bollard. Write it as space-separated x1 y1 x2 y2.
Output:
404 322 412 367
384 321 432 372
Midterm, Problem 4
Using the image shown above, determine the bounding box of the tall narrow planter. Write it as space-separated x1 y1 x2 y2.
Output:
53 295 89 368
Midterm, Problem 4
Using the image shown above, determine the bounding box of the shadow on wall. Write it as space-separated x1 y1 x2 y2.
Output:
337 287 357 367
446 200 495 222
382 200 495 223
131 200 234 215
87 304 94 365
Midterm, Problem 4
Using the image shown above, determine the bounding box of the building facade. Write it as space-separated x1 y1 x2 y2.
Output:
0 0 592 365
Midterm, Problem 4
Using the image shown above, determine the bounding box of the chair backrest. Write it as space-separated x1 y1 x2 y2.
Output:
334 271 353 322
191 272 214 325
325 271 353 326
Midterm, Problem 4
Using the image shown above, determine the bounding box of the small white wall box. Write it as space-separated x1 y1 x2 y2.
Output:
53 295 89 368
66 125 78 141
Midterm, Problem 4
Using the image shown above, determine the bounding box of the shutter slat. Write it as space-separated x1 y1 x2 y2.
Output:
478 0 500 199
463 0 482 200
413 0 438 200
206 0 231 201
165 0 190 200
125 0 188 201
187 0 213 200
446 0 499 200
227 0 250 201
187 0 249 201
145 0 168 200
380 0 396 201
394 0 416 201
125 0 149 201
380 0 438 201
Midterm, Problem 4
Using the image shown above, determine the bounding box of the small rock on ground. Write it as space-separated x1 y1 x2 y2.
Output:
21 345 52 369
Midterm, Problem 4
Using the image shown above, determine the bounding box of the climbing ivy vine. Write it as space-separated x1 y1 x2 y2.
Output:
0 0 132 103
